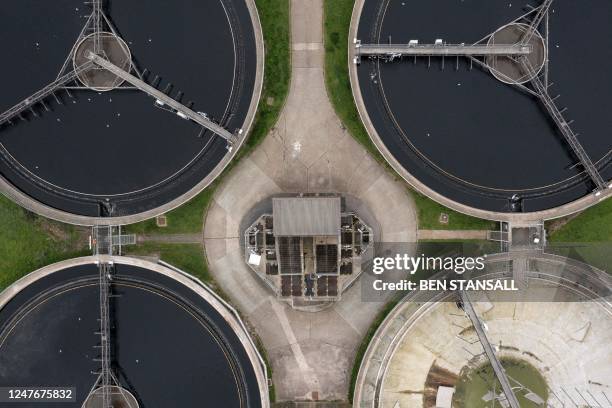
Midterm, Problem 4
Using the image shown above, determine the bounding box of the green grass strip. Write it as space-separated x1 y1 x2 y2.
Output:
0 196 88 290
548 199 612 242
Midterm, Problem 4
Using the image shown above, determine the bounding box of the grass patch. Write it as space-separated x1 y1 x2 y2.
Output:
411 191 497 230
124 243 211 283
548 199 612 242
125 188 215 235
0 196 88 290
124 243 240 301
126 0 291 236
348 296 400 403
546 244 611 273
324 0 382 160
246 0 291 151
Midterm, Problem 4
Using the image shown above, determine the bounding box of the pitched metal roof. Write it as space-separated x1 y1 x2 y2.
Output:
272 197 341 237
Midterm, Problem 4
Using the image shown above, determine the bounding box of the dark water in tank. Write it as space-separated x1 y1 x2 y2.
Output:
357 0 612 211
0 1 256 216
0 264 261 407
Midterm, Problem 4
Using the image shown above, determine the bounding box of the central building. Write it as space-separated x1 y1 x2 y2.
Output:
245 195 372 306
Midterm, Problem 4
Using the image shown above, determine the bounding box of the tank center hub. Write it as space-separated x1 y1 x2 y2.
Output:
82 385 139 408
486 23 547 84
73 32 132 91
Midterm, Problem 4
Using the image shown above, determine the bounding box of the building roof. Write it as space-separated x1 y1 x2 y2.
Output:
435 386 455 408
272 197 341 237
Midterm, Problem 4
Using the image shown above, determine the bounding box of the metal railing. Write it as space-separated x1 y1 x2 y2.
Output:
0 62 94 126
357 43 531 57
88 53 239 144
459 291 521 408
96 261 113 408
521 57 606 191
520 0 554 45
91 0 103 54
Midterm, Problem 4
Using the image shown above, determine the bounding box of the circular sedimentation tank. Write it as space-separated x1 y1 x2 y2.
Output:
351 0 612 217
0 0 262 224
0 257 268 407
353 254 612 407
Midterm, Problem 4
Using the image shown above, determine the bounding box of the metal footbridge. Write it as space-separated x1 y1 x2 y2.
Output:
459 291 521 408
0 62 94 126
356 43 531 58
520 57 607 191
91 225 115 408
90 0 104 54
94 260 113 408
0 0 239 147
88 53 238 144
89 225 137 408
520 0 554 44
356 0 552 61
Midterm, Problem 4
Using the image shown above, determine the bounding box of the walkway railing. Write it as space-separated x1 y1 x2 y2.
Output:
0 61 94 127
357 43 531 57
459 291 521 408
521 57 607 191
88 53 239 144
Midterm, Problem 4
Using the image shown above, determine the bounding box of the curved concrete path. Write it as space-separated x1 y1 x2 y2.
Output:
204 0 417 402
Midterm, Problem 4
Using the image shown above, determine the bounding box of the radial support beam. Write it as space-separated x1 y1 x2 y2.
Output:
520 58 606 191
0 62 95 127
356 43 532 58
460 291 521 408
468 57 540 97
520 0 554 45
87 52 238 144
97 261 113 408
91 0 104 54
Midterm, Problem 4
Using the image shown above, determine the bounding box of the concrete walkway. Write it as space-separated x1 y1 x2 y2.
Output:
137 233 202 244
204 0 417 402
417 229 488 240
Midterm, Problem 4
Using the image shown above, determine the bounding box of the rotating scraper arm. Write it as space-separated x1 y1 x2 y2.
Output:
0 62 96 127
87 52 238 144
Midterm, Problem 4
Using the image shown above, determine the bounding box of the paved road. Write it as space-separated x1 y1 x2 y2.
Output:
203 0 417 402
417 229 488 240
137 233 202 244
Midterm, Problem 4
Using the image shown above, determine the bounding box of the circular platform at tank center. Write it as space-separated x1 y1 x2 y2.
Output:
73 32 132 91
83 386 139 408
487 23 546 84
